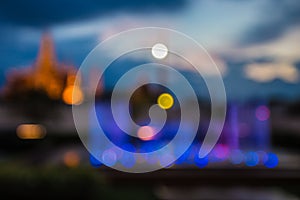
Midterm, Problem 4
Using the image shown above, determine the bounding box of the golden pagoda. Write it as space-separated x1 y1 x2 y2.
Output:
3 33 83 105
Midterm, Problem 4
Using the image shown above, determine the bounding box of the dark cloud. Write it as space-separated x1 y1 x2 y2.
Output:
0 0 186 27
238 0 300 46
295 60 300 69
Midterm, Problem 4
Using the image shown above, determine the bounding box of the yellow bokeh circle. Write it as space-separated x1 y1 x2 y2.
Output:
157 93 174 110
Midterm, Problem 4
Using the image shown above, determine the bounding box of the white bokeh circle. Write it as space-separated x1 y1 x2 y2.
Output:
151 43 168 59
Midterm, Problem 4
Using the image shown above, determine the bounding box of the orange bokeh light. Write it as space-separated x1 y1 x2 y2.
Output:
137 126 156 141
62 85 84 105
63 151 80 168
16 124 46 139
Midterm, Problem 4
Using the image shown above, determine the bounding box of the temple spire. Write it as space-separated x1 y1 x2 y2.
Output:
35 33 56 72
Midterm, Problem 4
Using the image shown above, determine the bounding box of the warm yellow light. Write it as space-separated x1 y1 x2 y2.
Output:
62 85 84 105
63 151 80 167
157 93 174 110
16 124 46 139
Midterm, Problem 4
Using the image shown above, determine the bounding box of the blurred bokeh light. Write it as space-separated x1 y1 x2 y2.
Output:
0 0 299 199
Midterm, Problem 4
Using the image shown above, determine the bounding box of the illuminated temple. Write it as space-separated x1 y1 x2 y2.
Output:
3 33 83 105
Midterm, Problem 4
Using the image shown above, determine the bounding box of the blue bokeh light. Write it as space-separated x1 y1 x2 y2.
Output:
89 154 102 167
120 153 135 168
194 155 209 168
245 151 259 167
102 149 117 167
264 153 279 168
229 149 244 165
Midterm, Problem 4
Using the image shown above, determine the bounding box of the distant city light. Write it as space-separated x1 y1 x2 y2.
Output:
229 149 244 164
245 151 259 167
62 85 84 105
120 153 135 168
137 126 156 141
257 150 268 164
255 105 270 121
157 93 174 110
151 43 168 59
102 149 117 167
213 144 229 159
16 124 46 139
63 151 80 167
264 153 279 168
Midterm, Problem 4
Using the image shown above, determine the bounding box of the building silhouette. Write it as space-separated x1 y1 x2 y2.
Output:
3 33 83 105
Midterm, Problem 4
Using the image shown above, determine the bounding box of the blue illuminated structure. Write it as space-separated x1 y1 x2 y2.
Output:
89 91 278 169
